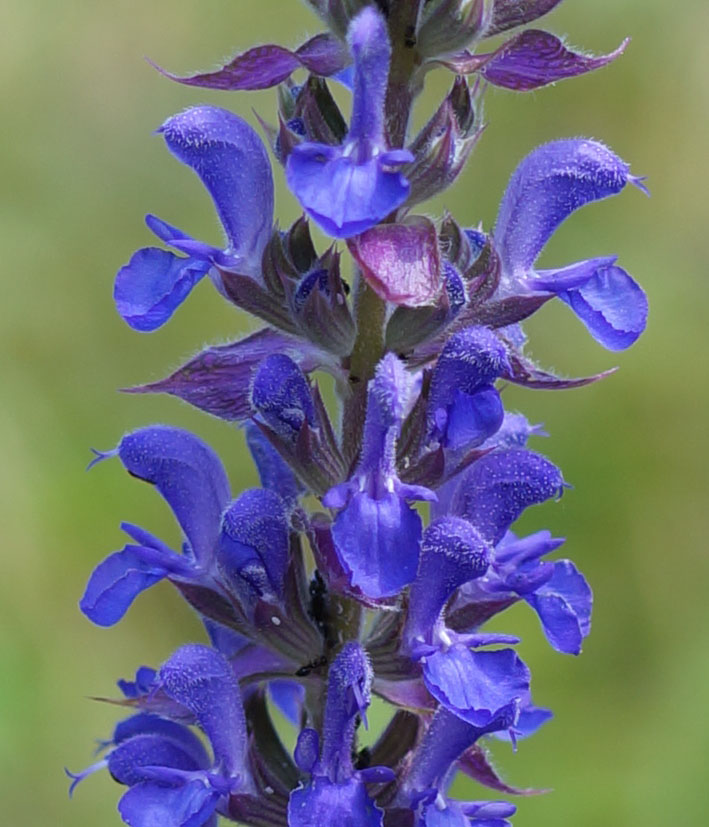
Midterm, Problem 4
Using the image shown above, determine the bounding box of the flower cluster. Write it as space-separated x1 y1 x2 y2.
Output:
71 2 647 825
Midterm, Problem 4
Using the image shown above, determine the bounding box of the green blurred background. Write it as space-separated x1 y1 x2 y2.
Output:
2 0 707 823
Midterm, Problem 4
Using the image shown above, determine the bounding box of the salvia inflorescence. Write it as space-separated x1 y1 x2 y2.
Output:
70 1 648 824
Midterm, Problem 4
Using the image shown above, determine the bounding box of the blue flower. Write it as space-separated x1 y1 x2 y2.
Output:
493 138 648 350
244 421 304 506
285 7 414 238
456 531 593 655
404 517 491 645
398 706 517 827
446 448 566 545
288 643 394 827
249 353 316 443
427 326 510 457
323 354 435 599
80 426 291 627
416 631 530 730
68 645 252 827
115 105 274 330
217 488 291 616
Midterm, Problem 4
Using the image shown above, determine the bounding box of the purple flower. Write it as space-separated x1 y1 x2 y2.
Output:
68 646 252 827
217 488 291 615
416 631 530 730
244 421 304 505
80 426 231 626
115 106 274 331
80 426 291 628
250 353 316 443
493 138 648 350
447 449 566 545
323 354 435 598
427 327 510 457
400 517 530 730
76 0 649 821
285 7 413 238
455 531 593 655
288 643 393 826
398 707 517 827
405 517 491 646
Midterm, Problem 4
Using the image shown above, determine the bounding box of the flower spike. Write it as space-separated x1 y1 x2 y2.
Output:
79 2 650 825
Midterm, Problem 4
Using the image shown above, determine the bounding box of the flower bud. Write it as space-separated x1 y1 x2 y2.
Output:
417 0 489 59
291 251 356 356
250 354 316 442
406 77 483 206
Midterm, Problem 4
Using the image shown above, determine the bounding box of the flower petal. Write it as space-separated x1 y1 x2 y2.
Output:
420 800 469 827
330 490 423 598
159 106 274 268
114 247 210 332
79 545 179 627
218 489 290 603
118 780 219 827
347 6 390 143
288 776 383 827
439 387 505 455
250 353 316 442
406 517 490 643
245 422 304 505
159 645 248 778
117 668 158 700
286 149 411 239
117 426 231 566
494 139 640 277
450 450 565 544
492 704 553 742
320 642 373 773
111 716 210 767
525 560 592 654
557 264 648 350
422 644 529 728
108 732 206 787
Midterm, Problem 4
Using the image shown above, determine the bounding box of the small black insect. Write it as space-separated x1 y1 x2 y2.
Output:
295 654 328 677
404 24 417 49
354 747 372 770
308 570 337 649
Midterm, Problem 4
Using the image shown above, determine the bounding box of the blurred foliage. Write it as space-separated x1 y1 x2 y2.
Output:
1 0 708 824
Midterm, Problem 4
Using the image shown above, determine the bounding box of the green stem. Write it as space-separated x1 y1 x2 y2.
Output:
385 0 423 147
341 276 387 464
